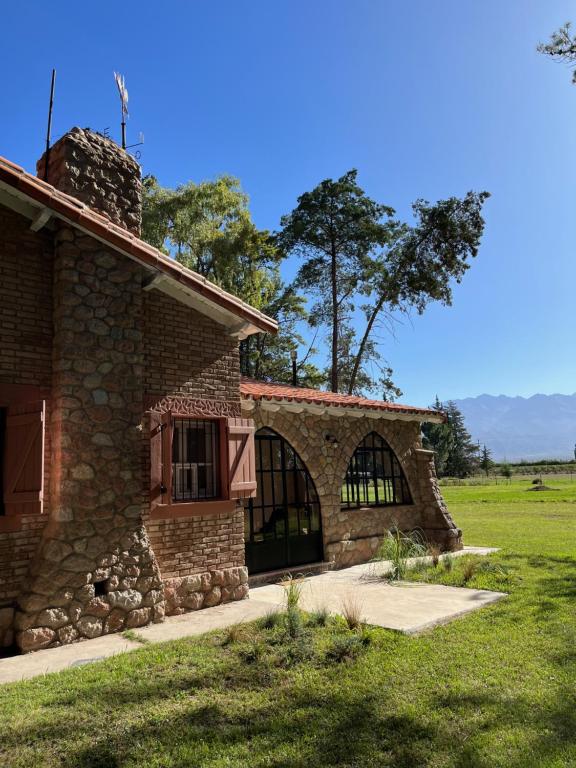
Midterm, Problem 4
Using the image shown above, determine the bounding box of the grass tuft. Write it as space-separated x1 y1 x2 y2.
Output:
340 594 364 630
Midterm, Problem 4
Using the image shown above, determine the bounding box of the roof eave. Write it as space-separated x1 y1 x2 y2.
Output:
0 161 278 338
240 394 445 424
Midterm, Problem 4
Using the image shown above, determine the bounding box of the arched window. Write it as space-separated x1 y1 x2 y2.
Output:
245 428 323 573
341 432 412 508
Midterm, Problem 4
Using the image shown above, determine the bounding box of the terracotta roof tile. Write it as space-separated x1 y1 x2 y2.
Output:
240 378 443 420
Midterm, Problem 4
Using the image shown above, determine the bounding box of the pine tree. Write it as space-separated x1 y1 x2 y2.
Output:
479 445 493 478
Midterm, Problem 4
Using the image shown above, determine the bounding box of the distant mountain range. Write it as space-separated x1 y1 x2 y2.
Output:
450 393 576 462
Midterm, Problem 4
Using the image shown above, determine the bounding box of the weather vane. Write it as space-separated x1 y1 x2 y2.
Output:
113 71 129 149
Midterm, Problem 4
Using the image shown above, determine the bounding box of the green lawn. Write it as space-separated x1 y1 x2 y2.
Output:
1 481 576 767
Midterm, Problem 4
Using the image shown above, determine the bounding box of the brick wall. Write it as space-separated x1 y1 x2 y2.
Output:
0 207 53 388
143 290 240 402
142 288 248 614
0 207 54 647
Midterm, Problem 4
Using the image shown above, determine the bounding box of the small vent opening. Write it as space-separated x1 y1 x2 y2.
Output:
94 580 107 597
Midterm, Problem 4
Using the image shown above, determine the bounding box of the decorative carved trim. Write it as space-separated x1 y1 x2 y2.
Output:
145 394 241 418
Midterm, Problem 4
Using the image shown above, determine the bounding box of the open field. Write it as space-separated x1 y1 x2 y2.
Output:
1 483 576 767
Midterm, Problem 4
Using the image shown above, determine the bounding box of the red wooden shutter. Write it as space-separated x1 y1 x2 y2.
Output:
227 417 257 499
150 410 171 506
3 400 45 516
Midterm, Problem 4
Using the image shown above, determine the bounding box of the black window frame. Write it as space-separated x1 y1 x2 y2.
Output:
171 417 221 503
341 431 412 508
245 428 322 545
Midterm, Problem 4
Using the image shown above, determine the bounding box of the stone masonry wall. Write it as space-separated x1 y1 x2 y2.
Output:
14 227 164 652
37 128 142 236
0 207 54 649
247 405 462 569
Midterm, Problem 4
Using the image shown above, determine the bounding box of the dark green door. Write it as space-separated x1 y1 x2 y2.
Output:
244 428 323 574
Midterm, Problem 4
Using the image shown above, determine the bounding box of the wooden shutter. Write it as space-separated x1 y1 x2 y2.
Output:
3 400 45 516
227 417 257 499
150 410 171 506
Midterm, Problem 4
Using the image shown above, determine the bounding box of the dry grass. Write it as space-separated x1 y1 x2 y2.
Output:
340 594 364 630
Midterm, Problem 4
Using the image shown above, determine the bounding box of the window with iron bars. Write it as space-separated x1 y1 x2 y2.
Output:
341 431 412 508
171 418 220 502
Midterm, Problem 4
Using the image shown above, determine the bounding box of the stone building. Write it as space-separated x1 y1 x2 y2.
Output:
0 128 461 654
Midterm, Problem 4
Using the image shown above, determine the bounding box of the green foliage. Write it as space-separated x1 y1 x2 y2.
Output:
142 174 322 386
325 633 367 663
121 629 150 645
277 171 489 395
307 606 330 627
375 527 428 580
259 610 284 631
4 484 576 767
422 399 480 478
538 22 576 83
479 444 494 478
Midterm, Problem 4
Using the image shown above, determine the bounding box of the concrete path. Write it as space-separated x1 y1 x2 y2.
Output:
0 546 503 685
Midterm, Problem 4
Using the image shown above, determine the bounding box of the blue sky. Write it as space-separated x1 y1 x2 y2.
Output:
1 1 575 406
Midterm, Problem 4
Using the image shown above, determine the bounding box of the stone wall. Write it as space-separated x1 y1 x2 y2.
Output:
14 226 164 652
246 404 462 569
37 128 142 236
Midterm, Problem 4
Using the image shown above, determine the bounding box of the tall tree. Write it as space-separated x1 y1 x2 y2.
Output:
141 174 322 385
538 23 576 81
276 170 396 393
277 171 489 395
422 399 480 478
479 444 493 478
348 191 490 394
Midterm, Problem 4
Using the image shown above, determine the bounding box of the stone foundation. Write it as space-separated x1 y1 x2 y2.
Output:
164 566 249 615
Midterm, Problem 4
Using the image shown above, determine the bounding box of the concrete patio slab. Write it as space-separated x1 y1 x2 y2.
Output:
0 546 503 685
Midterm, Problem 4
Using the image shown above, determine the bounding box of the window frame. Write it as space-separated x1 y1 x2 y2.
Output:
149 411 257 519
171 416 222 504
341 431 412 509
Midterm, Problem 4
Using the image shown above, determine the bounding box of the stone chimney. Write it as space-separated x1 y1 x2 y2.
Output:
37 127 142 236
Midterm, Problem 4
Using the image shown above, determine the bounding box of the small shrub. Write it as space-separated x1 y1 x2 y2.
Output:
222 623 248 646
286 605 304 639
282 575 304 611
376 526 428 580
462 557 480 583
442 554 454 573
239 639 265 664
532 478 542 485
276 635 315 667
282 575 305 638
260 610 283 631
326 634 365 663
307 606 330 627
341 594 364 630
427 543 442 567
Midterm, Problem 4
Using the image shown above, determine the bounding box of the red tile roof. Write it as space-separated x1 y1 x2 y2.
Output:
0 156 278 336
240 378 443 420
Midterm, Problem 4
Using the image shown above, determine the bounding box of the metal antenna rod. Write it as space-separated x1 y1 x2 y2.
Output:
44 69 56 181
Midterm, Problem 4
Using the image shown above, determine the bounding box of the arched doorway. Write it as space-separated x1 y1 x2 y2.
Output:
244 428 323 574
